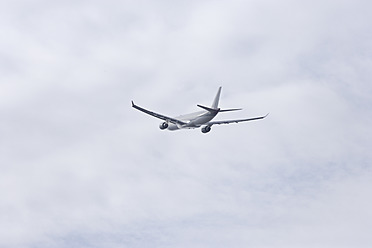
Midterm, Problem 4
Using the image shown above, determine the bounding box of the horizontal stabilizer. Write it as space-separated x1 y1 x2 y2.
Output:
219 108 242 112
197 104 242 113
197 104 219 113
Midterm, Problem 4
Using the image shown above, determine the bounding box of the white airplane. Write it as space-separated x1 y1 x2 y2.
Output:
131 87 268 133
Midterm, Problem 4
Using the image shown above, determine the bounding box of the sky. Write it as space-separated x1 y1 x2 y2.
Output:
1 0 372 247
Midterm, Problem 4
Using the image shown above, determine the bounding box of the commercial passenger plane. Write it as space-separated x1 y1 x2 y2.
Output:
131 87 268 133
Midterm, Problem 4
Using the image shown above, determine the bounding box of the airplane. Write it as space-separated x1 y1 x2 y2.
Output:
131 87 268 133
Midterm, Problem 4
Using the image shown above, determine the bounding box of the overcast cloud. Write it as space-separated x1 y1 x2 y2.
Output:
1 0 372 247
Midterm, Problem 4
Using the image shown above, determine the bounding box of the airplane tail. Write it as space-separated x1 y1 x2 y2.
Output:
196 86 242 113
211 86 222 109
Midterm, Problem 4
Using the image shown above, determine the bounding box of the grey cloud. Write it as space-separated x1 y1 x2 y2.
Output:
1 0 372 247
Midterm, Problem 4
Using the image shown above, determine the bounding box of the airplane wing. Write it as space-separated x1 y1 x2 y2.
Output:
131 101 187 126
207 113 269 126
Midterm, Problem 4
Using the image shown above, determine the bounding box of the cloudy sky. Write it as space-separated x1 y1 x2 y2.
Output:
1 0 372 247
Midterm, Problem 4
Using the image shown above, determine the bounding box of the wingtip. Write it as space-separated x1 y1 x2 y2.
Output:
131 100 135 107
264 113 270 118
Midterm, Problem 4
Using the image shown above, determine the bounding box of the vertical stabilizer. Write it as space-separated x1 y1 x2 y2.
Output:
211 87 222 109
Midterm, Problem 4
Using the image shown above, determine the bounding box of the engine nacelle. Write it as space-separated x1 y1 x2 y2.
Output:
201 126 211 133
159 122 168 130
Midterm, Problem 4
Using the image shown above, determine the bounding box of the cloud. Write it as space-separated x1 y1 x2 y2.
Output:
1 0 372 247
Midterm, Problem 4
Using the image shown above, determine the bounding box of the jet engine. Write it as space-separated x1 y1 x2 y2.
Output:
159 122 168 130
201 126 211 133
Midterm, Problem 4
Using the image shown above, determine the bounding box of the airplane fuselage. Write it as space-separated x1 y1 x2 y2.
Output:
166 110 218 130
